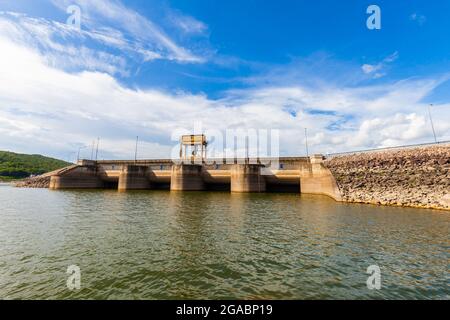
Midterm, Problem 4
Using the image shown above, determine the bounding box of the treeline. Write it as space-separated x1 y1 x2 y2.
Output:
0 151 70 180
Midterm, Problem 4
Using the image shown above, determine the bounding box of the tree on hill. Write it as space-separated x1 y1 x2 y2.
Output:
0 151 70 180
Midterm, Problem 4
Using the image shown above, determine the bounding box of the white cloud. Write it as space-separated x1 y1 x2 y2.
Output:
362 64 379 74
0 0 209 80
0 11 132 76
0 2 209 76
362 51 398 79
51 0 204 63
0 19 448 161
169 11 208 35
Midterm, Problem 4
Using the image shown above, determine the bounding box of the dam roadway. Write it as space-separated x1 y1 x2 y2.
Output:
47 155 342 201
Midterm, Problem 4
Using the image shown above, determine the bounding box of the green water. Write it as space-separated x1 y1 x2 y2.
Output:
0 184 448 299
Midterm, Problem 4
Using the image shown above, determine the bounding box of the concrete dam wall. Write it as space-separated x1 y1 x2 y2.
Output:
34 156 342 201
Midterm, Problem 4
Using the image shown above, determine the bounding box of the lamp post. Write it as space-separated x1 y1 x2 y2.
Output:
428 104 437 143
95 137 100 161
90 140 95 160
134 136 139 163
77 146 86 162
304 128 309 157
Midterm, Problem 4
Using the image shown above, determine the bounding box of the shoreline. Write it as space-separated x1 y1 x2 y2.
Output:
339 198 450 212
9 182 450 211
11 183 450 211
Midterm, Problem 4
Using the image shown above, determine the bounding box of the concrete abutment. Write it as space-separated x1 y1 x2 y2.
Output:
299 155 342 201
49 166 103 189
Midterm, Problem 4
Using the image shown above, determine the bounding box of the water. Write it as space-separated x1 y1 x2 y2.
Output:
0 184 448 300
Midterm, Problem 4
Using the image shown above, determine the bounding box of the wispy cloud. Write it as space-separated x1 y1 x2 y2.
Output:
361 51 399 79
0 11 133 76
410 13 427 26
239 53 366 87
51 0 204 63
0 0 209 75
168 10 208 35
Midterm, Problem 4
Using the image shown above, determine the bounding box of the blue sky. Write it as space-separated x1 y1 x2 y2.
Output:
0 0 449 160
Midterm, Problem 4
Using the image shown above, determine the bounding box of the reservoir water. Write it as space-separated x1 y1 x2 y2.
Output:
0 184 448 299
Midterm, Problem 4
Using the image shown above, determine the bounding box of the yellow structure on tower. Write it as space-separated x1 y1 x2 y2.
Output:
179 134 207 163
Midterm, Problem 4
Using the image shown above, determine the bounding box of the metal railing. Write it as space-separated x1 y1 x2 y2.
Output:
326 140 450 158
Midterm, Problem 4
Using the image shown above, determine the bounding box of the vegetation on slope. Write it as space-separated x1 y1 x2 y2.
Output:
0 151 70 180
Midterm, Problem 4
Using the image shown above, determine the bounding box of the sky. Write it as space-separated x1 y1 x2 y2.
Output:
0 0 449 161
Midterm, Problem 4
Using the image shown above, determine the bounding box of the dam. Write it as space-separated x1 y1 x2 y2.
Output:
47 155 342 201
45 135 341 200
17 136 449 210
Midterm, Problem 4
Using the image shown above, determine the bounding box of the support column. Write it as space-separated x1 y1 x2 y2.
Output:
118 165 151 191
170 164 205 191
231 164 265 193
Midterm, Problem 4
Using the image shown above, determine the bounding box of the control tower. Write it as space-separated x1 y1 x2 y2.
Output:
179 134 207 163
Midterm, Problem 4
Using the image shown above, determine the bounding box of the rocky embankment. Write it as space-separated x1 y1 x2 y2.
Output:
14 176 51 188
325 144 450 210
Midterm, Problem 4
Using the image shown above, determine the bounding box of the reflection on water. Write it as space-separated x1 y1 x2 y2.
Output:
0 185 448 299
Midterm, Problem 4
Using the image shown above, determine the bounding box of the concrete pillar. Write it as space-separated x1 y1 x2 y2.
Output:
170 164 205 191
231 164 265 193
49 166 103 189
300 154 342 201
118 165 150 191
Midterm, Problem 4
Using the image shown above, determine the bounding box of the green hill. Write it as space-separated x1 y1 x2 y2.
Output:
0 151 70 181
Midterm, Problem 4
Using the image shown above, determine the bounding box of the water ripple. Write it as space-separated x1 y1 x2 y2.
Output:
0 187 448 299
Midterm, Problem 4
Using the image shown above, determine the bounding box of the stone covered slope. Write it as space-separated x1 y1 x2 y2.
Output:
325 144 450 210
14 175 51 188
14 165 78 188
